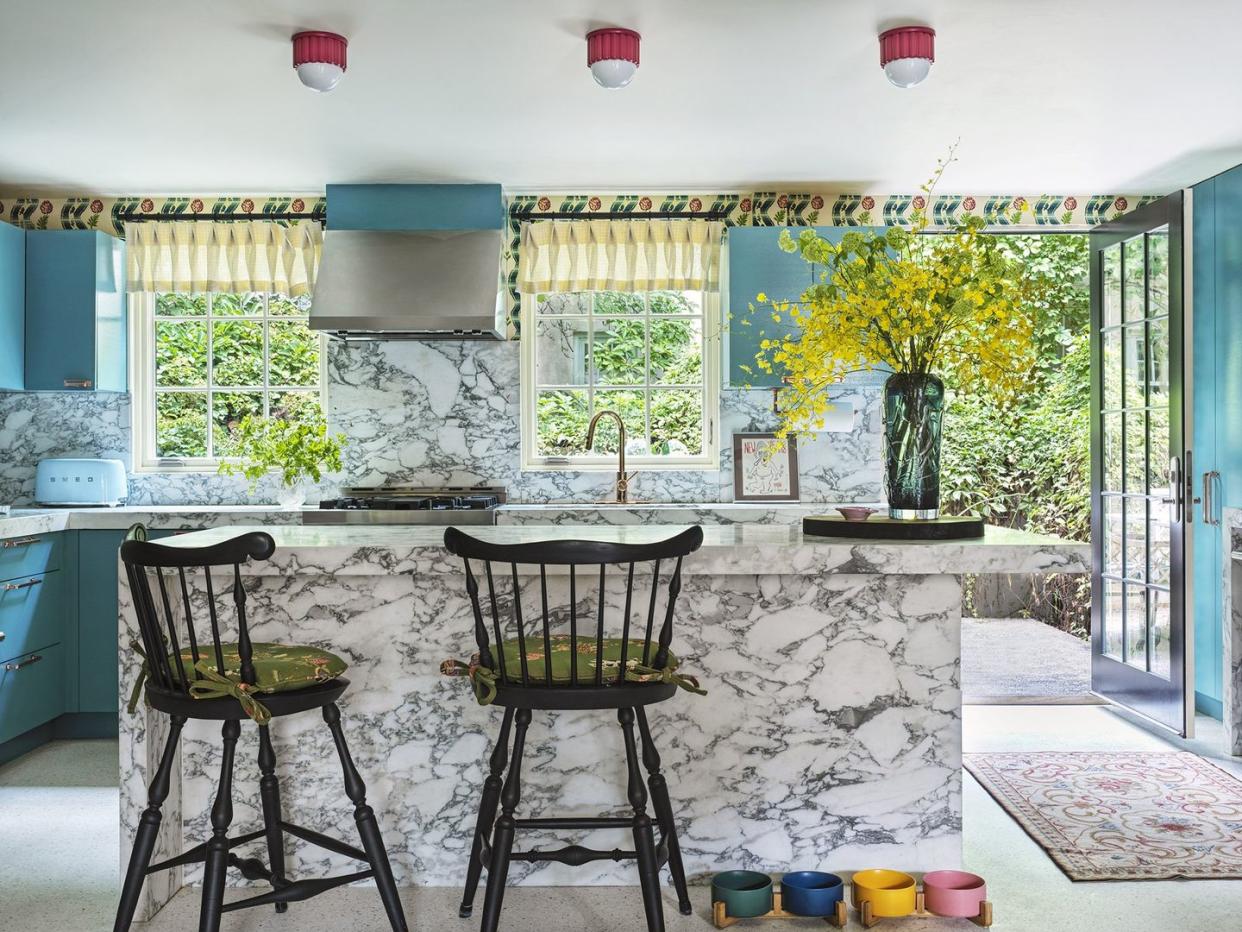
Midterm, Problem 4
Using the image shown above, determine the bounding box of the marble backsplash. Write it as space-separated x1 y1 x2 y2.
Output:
0 339 881 506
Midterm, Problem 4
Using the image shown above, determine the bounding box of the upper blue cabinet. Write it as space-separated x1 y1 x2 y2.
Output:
24 230 126 392
0 222 24 390
726 225 883 387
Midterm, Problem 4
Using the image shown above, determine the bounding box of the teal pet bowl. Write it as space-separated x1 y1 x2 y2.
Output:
711 870 773 918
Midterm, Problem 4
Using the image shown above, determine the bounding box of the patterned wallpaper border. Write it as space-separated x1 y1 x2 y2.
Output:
2 189 1153 336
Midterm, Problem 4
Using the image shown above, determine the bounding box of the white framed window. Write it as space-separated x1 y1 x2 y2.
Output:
130 291 327 472
520 289 720 470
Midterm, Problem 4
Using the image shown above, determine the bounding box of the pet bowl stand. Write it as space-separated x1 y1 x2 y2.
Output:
858 892 993 929
712 892 848 929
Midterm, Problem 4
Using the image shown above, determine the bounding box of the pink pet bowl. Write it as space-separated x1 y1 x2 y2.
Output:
921 870 987 918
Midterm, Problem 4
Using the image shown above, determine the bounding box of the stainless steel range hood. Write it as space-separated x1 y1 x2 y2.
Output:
309 228 506 340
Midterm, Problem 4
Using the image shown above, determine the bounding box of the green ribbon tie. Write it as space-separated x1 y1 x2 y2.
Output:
188 662 273 725
626 662 708 696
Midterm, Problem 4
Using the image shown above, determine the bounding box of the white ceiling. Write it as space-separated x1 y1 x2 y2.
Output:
4 0 1242 195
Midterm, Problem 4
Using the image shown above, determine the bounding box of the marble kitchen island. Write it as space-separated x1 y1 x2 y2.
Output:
118 523 1088 920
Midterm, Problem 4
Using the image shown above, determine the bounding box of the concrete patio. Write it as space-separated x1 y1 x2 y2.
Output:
962 617 1096 703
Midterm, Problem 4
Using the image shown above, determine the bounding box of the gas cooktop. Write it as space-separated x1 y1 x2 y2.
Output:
305 486 506 525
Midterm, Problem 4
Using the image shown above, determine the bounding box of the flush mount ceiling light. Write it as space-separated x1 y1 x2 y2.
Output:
879 25 935 87
586 27 641 89
292 30 348 92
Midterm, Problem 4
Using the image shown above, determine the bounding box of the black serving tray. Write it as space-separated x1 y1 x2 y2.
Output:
803 514 985 540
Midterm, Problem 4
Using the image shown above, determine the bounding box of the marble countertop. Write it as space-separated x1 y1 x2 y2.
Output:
157 522 1089 577
0 505 300 538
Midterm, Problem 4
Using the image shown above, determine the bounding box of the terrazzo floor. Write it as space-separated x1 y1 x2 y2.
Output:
3 706 1242 932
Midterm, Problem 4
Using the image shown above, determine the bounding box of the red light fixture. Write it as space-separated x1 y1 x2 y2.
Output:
292 30 348 93
587 27 641 89
879 25 935 87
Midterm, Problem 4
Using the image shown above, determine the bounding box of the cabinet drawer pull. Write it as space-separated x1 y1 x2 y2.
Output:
63 378 93 389
1 536 42 549
4 654 43 672
0 631 5 642
2 578 42 592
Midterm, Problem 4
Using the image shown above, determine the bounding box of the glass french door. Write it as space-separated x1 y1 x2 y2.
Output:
1090 193 1191 736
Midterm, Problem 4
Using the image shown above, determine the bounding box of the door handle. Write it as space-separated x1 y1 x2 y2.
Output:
1 536 41 548
4 654 43 672
1203 470 1221 527
2 578 42 592
62 378 92 389
1164 456 1183 524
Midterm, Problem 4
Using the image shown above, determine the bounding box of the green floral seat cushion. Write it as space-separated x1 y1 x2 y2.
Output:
129 642 347 724
442 633 706 705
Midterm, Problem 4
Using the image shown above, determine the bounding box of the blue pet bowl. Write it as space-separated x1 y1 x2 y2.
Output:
780 871 845 917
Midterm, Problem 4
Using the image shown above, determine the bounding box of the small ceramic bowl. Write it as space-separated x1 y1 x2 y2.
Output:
850 869 917 918
711 870 773 918
836 506 877 522
922 870 987 918
779 871 845 917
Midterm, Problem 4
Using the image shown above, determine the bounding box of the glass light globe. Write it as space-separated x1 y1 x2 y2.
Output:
884 57 932 88
590 59 638 89
296 61 344 93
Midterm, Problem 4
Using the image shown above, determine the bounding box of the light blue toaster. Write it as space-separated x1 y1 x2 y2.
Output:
34 458 128 506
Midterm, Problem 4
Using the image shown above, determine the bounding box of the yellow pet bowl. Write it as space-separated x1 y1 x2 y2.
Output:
850 869 917 918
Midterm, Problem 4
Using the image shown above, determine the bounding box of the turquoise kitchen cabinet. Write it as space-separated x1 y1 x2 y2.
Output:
0 643 66 746
76 528 175 715
0 221 24 389
0 558 68 668
24 229 126 391
726 226 882 387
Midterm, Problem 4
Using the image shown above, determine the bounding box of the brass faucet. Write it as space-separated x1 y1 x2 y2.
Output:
586 409 637 504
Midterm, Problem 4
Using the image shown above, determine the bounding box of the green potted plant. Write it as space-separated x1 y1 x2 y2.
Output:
749 156 1036 519
218 414 346 508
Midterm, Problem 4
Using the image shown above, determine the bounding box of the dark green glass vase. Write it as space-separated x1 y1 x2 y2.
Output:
883 372 945 520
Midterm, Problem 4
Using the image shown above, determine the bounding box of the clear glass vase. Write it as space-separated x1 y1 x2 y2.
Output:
276 482 307 510
883 372 945 520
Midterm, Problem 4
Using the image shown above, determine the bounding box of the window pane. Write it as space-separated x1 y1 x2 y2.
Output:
156 392 207 457
535 318 589 386
1123 497 1147 581
1123 236 1145 323
536 390 588 456
1102 244 1121 328
1147 228 1169 318
592 319 647 386
1102 413 1122 491
650 291 699 315
1149 588 1171 679
271 390 321 422
268 321 320 387
1147 317 1168 404
1101 328 1121 410
211 391 262 456
650 317 702 384
1121 324 1145 408
593 292 645 315
155 321 207 387
1148 403 1170 495
212 293 263 317
1124 584 1147 669
592 389 647 454
211 320 263 385
1123 411 1146 494
268 294 310 317
651 389 702 455
1101 578 1123 660
156 293 206 317
1102 496 1123 576
536 293 592 316
1148 498 1170 587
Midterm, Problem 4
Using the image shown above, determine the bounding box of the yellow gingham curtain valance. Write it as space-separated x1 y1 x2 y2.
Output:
124 220 323 297
518 219 724 294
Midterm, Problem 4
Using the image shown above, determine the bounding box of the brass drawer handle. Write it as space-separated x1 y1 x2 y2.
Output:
3 578 43 592
5 654 43 672
1 536 42 549
63 378 93 389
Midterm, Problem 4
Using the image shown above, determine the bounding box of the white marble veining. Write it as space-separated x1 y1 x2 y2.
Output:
496 503 878 526
120 523 1086 921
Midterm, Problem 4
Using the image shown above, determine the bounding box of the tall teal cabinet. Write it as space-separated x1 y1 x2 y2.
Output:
0 221 24 389
727 226 883 386
1189 166 1242 717
24 229 126 391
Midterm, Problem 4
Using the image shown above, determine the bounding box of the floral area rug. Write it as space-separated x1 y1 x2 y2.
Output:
964 751 1242 880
